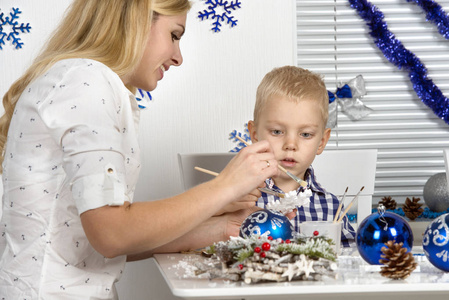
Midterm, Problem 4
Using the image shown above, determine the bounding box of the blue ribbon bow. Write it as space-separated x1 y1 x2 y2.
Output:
328 84 353 103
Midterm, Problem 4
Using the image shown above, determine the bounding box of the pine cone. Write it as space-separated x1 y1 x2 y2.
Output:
214 244 234 264
379 241 417 280
403 197 424 220
379 196 397 210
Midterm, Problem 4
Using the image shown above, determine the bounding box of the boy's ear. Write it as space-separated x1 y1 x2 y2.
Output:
317 128 331 155
247 120 258 142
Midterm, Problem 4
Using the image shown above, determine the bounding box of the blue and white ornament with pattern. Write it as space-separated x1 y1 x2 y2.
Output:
239 209 294 240
423 213 449 272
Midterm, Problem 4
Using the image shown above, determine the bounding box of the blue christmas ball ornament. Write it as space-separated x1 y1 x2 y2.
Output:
239 209 294 240
356 205 413 265
422 213 449 272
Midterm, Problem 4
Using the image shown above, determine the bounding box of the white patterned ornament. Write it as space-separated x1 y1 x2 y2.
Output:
422 213 449 272
239 209 294 240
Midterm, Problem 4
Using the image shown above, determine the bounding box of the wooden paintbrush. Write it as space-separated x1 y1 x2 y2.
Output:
194 166 285 198
234 135 307 188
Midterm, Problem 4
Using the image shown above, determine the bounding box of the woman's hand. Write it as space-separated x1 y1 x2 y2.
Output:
213 140 280 206
213 187 261 216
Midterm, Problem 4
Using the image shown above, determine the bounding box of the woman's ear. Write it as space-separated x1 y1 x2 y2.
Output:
317 128 331 155
247 120 258 142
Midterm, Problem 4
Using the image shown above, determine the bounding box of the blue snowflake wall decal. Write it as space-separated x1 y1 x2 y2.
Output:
198 0 241 33
136 89 152 109
229 124 251 152
0 7 32 50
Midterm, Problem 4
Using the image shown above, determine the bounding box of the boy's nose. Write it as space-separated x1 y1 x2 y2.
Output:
283 136 298 151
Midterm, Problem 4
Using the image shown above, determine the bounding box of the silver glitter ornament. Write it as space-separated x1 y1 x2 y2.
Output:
423 173 449 212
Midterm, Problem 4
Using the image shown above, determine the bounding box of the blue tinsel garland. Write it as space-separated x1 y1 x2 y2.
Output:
348 0 449 125
406 0 449 39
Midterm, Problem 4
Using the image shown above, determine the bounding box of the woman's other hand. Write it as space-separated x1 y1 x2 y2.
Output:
213 187 261 216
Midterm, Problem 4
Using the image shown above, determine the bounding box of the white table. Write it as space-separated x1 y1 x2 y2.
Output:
152 247 449 300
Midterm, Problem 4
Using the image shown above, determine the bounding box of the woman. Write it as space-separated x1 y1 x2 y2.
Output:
0 0 279 299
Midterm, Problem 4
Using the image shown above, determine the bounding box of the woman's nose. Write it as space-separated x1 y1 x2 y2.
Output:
172 45 183 66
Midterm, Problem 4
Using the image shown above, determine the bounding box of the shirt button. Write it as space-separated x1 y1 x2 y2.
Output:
107 168 114 174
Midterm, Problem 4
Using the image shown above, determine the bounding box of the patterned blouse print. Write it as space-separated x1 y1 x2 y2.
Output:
0 59 147 299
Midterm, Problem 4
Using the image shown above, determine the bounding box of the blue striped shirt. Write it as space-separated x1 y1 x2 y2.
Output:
256 166 356 247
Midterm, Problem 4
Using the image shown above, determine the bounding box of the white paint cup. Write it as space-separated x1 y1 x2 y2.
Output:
299 221 342 255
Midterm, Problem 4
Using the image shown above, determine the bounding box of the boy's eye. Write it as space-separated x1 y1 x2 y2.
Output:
271 130 283 135
301 132 311 138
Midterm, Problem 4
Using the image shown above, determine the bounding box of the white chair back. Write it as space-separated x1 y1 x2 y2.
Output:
312 149 378 226
177 152 236 191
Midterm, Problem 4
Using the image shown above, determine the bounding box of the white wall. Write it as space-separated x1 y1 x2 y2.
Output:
135 0 296 201
0 0 296 299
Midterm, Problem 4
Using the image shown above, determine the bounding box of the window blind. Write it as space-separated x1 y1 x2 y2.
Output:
296 0 449 205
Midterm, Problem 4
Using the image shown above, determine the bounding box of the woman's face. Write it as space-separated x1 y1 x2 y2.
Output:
124 13 187 91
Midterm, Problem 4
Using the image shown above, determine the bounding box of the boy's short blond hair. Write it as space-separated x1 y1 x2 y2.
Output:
254 66 329 127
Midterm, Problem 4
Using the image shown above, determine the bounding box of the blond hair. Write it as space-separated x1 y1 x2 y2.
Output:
0 0 191 171
253 66 329 126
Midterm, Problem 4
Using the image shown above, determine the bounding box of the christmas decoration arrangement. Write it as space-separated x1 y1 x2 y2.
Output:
0 7 32 50
349 0 449 124
379 240 418 279
196 234 338 284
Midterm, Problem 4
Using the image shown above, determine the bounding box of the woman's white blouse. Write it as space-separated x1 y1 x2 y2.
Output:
0 59 145 299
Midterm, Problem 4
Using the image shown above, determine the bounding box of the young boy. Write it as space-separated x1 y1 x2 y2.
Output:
248 66 355 246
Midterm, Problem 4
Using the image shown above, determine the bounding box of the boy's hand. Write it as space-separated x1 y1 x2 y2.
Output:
284 209 297 220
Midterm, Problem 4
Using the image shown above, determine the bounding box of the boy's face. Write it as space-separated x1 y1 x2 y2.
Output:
248 95 331 191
